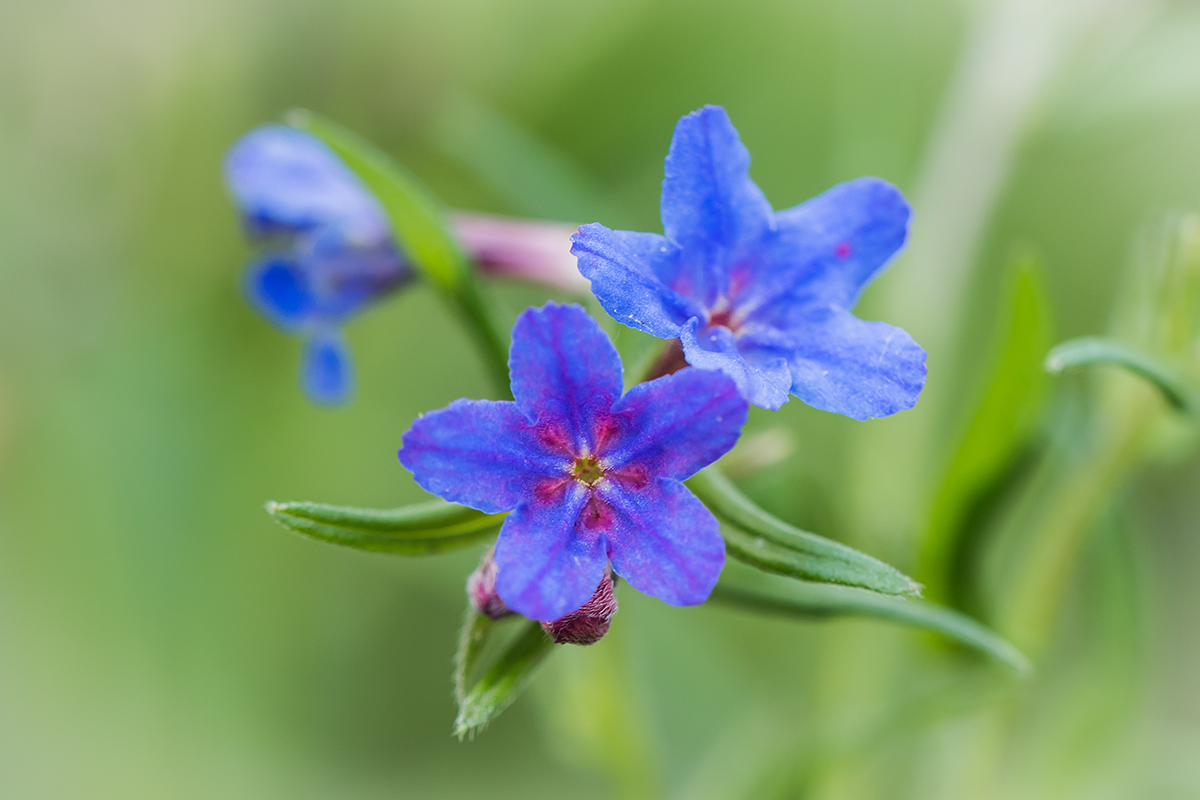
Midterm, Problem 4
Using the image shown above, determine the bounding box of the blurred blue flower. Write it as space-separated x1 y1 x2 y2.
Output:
225 125 412 404
399 302 747 621
571 105 926 418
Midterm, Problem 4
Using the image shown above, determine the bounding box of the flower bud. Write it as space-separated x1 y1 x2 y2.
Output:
541 568 618 645
467 547 512 620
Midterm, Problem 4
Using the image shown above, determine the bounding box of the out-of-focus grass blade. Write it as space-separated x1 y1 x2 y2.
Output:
921 258 1053 604
287 109 511 397
266 499 504 555
690 468 921 597
454 611 555 739
1045 336 1196 413
712 566 1031 675
430 94 617 224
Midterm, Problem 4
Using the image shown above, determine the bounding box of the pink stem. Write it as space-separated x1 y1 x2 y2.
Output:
451 211 590 294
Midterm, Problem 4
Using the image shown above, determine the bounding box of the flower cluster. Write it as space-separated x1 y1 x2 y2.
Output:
237 105 926 640
225 125 412 404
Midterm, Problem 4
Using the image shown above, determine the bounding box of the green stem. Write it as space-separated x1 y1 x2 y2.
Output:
1045 336 1195 413
453 269 513 398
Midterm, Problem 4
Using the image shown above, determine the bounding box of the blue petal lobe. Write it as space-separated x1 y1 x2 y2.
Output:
599 478 725 607
787 307 926 420
743 177 910 320
493 485 606 621
245 255 314 329
660 105 773 308
295 227 410 323
572 224 698 339
508 303 624 451
678 318 792 411
399 398 568 514
605 366 748 479
224 125 388 239
302 330 353 405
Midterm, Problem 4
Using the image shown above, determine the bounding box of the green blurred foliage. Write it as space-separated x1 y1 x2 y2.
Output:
2 0 1200 798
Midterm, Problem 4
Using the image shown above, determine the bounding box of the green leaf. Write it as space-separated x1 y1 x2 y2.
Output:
454 608 493 707
287 109 511 397
454 611 555 739
711 564 1031 675
921 257 1053 604
1045 335 1196 413
688 468 920 597
265 499 504 555
288 109 467 291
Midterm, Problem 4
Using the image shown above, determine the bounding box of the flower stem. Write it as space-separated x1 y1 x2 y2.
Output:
640 338 687 383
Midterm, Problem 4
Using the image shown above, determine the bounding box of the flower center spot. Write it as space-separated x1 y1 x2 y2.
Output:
572 455 605 486
707 307 738 332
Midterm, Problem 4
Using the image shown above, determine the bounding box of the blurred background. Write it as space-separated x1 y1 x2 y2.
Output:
2 0 1200 797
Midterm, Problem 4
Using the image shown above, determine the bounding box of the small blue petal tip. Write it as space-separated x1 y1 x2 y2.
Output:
302 330 353 405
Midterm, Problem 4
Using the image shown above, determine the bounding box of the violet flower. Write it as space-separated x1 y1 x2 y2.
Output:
225 125 411 404
399 303 747 621
571 105 926 418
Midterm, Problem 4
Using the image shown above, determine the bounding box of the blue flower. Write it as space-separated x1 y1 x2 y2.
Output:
224 125 412 404
399 303 748 621
571 106 926 418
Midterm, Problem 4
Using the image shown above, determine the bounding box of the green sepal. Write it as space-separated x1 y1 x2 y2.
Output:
265 499 504 555
287 109 511 397
1045 335 1196 413
454 609 556 739
712 564 1031 675
689 468 920 597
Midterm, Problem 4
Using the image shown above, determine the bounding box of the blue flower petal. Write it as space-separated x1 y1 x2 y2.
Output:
224 125 387 239
660 105 773 308
399 398 569 514
572 224 699 339
787 307 927 420
678 318 792 411
598 477 725 607
302 329 353 405
606 365 748 479
245 255 314 329
508 303 625 452
741 177 910 322
493 484 605 621
295 227 410 322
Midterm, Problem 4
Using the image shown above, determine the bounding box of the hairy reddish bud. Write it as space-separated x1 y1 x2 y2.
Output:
541 568 618 645
467 547 512 620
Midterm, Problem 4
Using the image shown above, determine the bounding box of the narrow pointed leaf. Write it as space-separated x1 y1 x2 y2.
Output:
454 615 555 738
454 608 494 706
711 565 1031 675
921 258 1053 603
266 499 504 555
288 109 511 397
1045 335 1196 413
689 468 920 596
